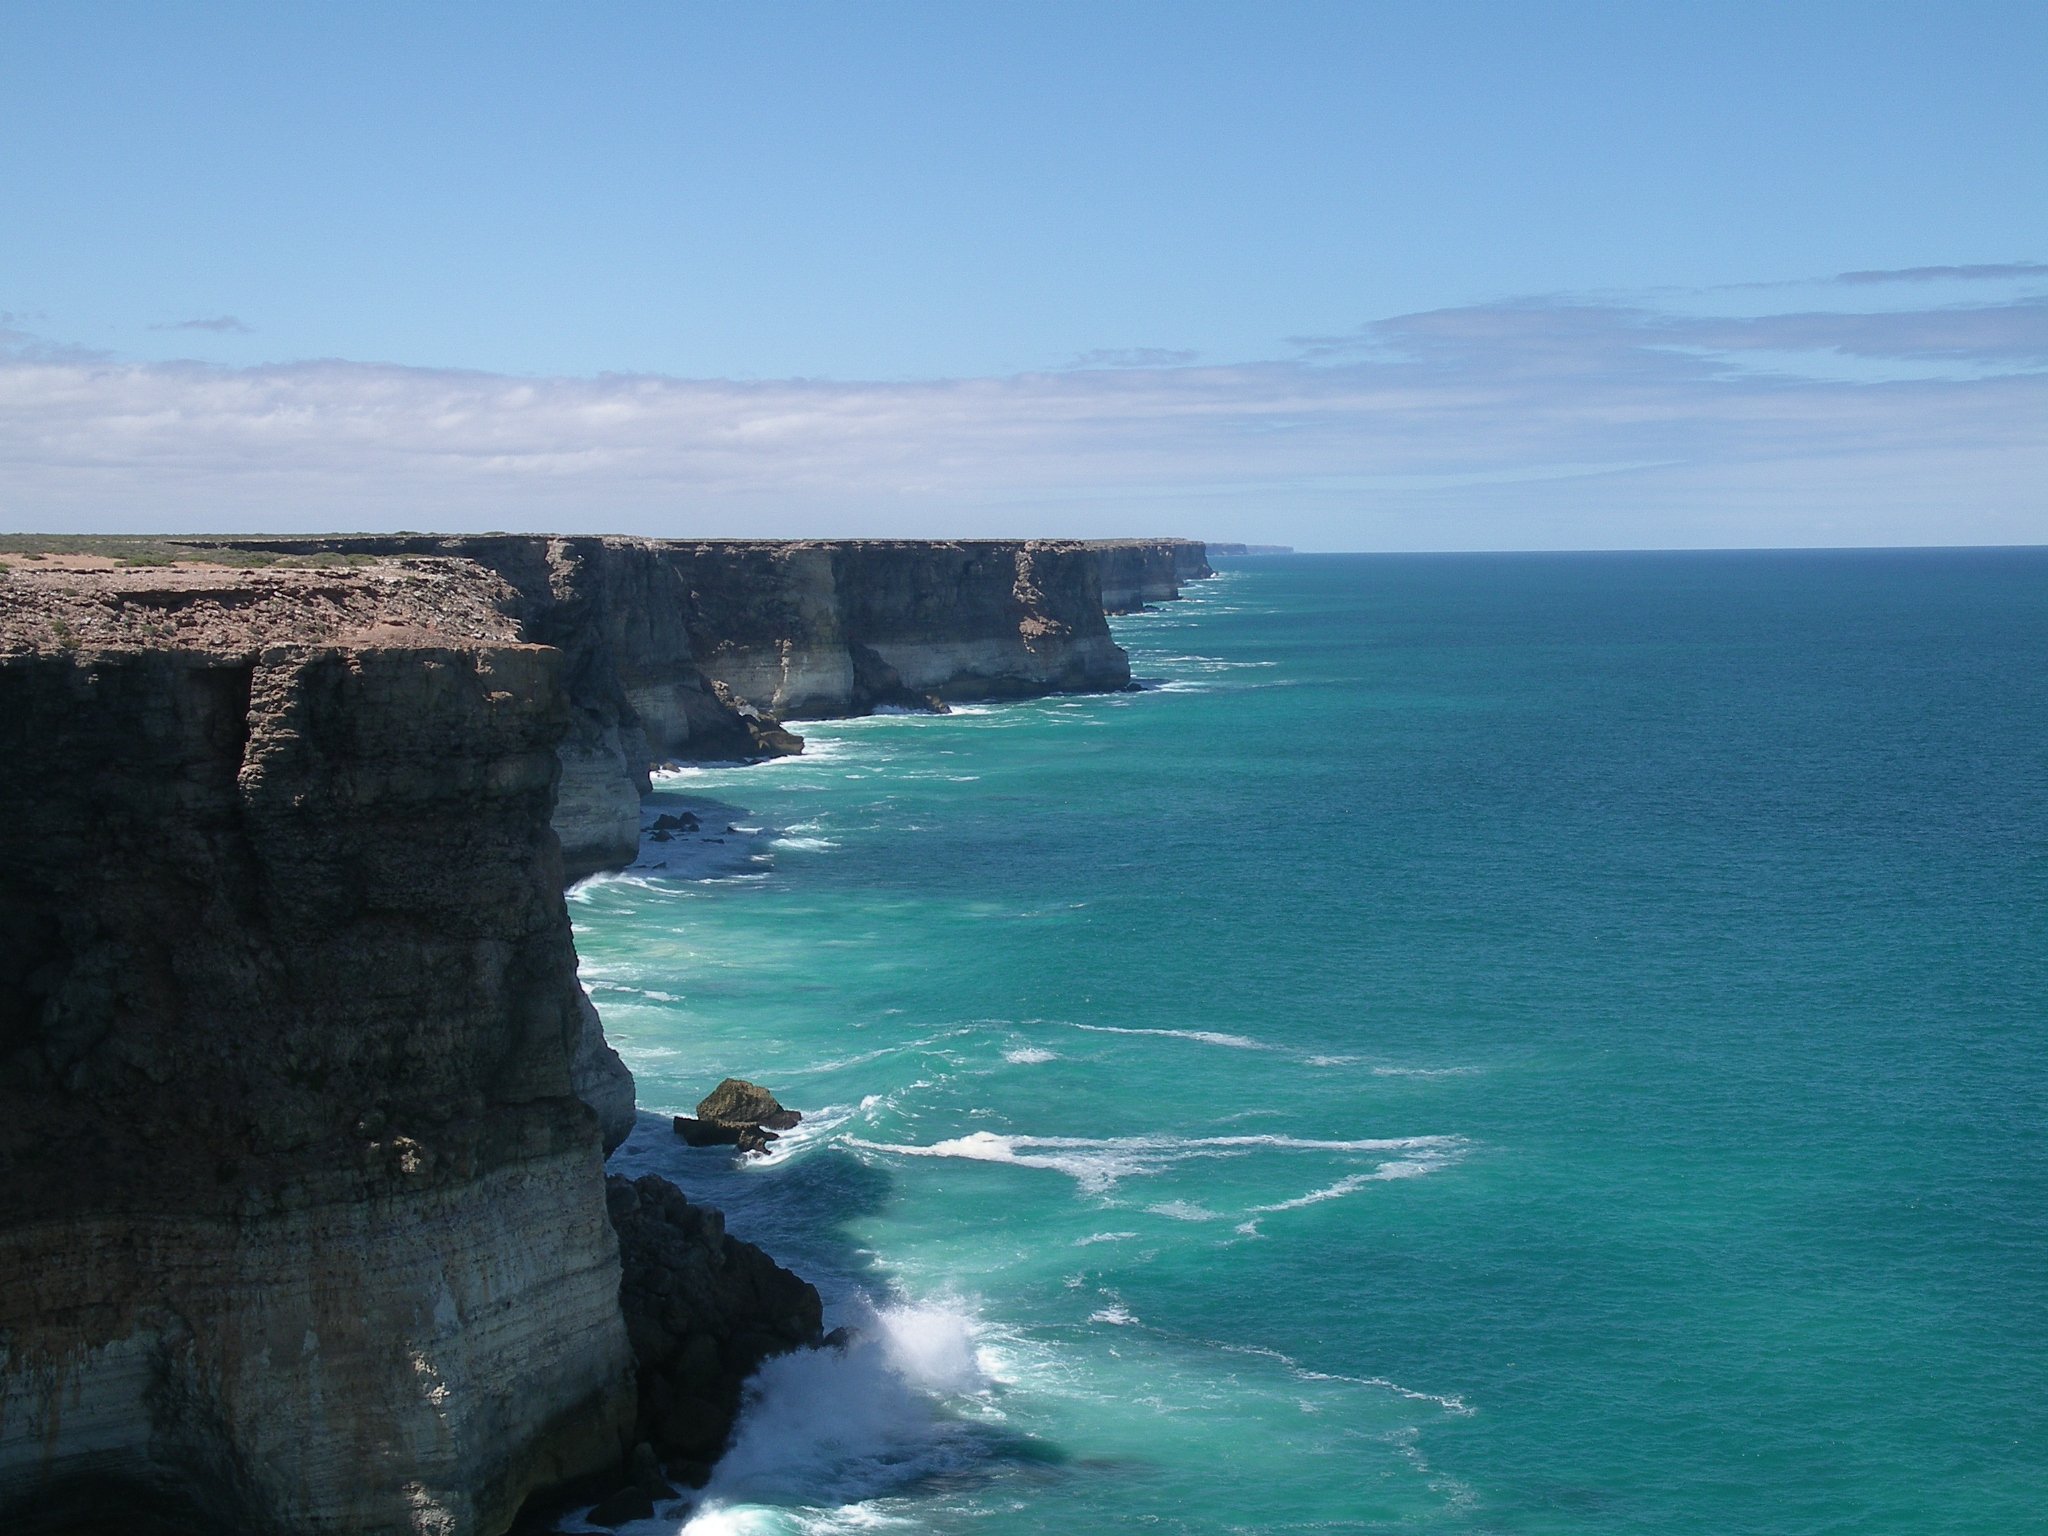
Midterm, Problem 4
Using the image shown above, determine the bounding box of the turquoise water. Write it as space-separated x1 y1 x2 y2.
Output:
571 552 2048 1536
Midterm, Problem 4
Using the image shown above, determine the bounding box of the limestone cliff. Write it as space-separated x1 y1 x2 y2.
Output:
653 539 1131 718
0 560 635 1536
175 537 1155 877
1091 539 1214 613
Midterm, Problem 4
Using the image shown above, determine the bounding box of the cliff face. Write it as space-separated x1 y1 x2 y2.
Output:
180 537 1152 877
657 539 1130 718
1092 539 1214 613
0 532 1210 1533
0 563 635 1536
1169 540 1215 582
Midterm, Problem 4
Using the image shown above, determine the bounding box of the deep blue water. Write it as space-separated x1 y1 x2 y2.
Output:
571 550 2048 1535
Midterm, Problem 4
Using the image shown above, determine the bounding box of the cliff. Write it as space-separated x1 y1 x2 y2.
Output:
0 559 637 1535
172 537 1169 877
0 533 1200 1533
649 539 1131 717
1091 538 1213 613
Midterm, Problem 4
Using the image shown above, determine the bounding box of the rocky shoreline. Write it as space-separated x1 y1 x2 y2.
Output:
0 535 1209 1535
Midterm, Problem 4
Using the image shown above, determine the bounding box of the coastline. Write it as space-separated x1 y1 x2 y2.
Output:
0 535 1212 1536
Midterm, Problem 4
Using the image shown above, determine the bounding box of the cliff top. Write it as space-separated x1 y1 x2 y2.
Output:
0 531 1208 658
0 548 523 658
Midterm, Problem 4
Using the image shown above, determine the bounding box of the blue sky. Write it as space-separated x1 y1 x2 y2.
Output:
3 1 2044 547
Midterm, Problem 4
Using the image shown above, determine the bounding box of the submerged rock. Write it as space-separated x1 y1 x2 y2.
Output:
586 1486 656 1528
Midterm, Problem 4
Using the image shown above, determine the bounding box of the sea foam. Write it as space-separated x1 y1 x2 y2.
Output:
1066 1022 1270 1051
843 1130 1467 1195
685 1300 998 1523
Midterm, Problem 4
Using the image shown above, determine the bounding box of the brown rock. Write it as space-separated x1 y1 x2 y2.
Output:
696 1078 799 1130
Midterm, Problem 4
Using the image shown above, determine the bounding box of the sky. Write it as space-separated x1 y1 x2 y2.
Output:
2 0 2044 549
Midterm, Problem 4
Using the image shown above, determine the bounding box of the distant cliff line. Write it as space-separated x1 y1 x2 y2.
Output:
165 535 1214 876
0 533 1209 1536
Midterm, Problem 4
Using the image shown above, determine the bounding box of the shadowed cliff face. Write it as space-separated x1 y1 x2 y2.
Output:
0 633 635 1536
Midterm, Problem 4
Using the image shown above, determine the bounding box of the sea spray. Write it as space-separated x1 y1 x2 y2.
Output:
689 1301 999 1520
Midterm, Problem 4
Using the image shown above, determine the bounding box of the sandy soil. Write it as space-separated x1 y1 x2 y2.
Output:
0 555 525 656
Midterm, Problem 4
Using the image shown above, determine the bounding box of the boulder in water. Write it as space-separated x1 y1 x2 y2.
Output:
696 1078 802 1133
672 1116 740 1147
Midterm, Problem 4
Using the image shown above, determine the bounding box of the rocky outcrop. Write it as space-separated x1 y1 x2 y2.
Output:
606 1175 822 1473
673 1078 801 1156
1092 539 1213 612
0 563 636 1535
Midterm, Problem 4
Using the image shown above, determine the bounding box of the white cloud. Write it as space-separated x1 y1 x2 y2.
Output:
148 315 254 334
1834 262 2048 285
1066 347 1201 369
1 290 2043 549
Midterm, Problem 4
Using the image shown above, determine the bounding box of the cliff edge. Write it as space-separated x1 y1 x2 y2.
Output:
166 537 1198 876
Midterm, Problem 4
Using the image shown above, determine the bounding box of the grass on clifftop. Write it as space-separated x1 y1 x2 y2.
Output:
0 535 373 570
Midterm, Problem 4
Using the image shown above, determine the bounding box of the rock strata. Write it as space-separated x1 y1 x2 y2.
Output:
607 1174 823 1471
0 573 637 1536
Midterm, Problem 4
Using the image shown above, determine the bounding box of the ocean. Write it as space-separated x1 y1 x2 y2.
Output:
571 550 2048 1535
